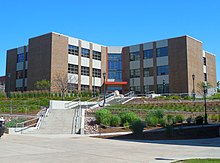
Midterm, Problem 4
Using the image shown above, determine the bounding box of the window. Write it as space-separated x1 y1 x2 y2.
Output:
144 85 150 93
130 69 140 78
156 47 168 57
25 52 28 61
92 68 101 78
17 53 24 63
68 45 79 56
204 73 207 81
157 65 169 76
81 66 90 76
92 86 101 95
93 50 101 60
157 84 169 94
16 70 23 79
81 48 90 58
81 85 89 91
130 51 140 61
68 83 78 92
108 53 122 82
135 86 141 94
144 68 150 77
24 70 27 78
203 57 206 66
143 49 153 59
68 64 78 74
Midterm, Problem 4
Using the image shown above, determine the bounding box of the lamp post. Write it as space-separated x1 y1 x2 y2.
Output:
203 83 208 125
192 74 195 101
103 72 106 106
162 79 165 95
7 73 11 98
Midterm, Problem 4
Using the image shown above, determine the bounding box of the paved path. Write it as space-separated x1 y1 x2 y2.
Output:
0 134 220 163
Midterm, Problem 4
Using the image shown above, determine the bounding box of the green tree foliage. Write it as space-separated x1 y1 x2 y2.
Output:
35 80 51 91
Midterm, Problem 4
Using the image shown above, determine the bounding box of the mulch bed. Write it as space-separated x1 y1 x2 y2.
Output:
94 125 220 140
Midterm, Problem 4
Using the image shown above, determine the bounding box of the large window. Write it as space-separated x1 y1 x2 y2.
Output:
92 68 101 78
144 68 153 77
81 84 89 91
204 73 207 81
68 64 78 74
130 51 140 61
157 65 169 76
108 53 122 82
130 69 140 78
16 70 23 79
157 84 169 94
68 45 79 56
156 47 168 57
81 66 90 76
17 53 24 63
68 83 78 92
92 50 101 60
81 48 90 58
25 52 28 61
143 49 153 59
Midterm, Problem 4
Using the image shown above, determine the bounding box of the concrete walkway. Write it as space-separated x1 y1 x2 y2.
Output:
0 134 220 163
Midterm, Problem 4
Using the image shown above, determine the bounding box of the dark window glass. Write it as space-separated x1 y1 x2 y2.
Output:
157 84 169 94
68 83 78 92
156 47 168 57
108 53 122 82
81 66 90 76
17 53 24 63
92 68 101 78
203 57 206 66
68 45 79 56
130 69 140 78
157 65 169 76
25 52 28 61
24 70 27 78
92 86 101 95
92 51 101 60
81 48 90 58
130 51 140 61
143 49 153 59
68 64 78 74
81 84 89 91
16 70 23 79
204 73 207 81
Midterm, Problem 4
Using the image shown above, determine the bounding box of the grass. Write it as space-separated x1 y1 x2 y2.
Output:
173 159 220 163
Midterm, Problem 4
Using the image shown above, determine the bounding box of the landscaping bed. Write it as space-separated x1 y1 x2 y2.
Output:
94 125 220 140
173 159 220 163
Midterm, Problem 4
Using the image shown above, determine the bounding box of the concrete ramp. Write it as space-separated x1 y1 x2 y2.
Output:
37 109 75 134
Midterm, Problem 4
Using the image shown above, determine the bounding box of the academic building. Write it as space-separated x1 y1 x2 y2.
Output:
5 32 217 95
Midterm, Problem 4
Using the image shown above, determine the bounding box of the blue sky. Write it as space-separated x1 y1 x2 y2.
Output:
0 0 219 80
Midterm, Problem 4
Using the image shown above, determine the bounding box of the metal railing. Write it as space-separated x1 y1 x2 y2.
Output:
15 117 39 134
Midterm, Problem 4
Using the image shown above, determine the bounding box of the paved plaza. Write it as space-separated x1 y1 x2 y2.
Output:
0 134 220 163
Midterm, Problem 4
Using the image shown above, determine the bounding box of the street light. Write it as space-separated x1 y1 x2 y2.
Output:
203 83 208 125
162 79 165 95
103 72 106 106
192 74 195 101
7 73 11 98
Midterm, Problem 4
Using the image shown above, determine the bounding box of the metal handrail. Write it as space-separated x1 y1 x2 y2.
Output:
15 117 39 133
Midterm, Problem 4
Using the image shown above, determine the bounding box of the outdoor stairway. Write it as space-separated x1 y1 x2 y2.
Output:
35 109 75 134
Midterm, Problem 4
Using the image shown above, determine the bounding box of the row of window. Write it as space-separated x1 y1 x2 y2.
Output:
68 64 101 77
68 45 101 61
130 65 168 78
68 83 101 94
130 84 169 94
130 47 168 61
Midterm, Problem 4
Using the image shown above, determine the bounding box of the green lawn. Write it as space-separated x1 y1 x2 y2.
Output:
173 159 220 163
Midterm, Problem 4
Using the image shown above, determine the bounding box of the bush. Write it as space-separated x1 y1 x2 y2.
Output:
186 116 192 124
158 117 166 127
167 114 175 125
119 112 140 125
123 122 130 129
95 109 112 126
110 115 121 127
195 116 203 125
175 114 184 123
148 109 165 119
145 116 158 127
130 120 145 136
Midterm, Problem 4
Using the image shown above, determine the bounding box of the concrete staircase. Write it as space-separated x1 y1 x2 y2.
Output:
32 109 75 134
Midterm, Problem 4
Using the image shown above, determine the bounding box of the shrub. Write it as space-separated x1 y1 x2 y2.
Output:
158 117 166 127
167 114 175 125
145 116 158 127
110 115 121 127
119 112 140 125
130 120 145 136
95 109 112 126
123 122 130 129
195 115 203 125
186 116 192 124
175 114 184 123
148 109 165 119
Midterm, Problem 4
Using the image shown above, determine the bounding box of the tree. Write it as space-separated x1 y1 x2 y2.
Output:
34 80 51 91
197 82 212 96
53 73 78 100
